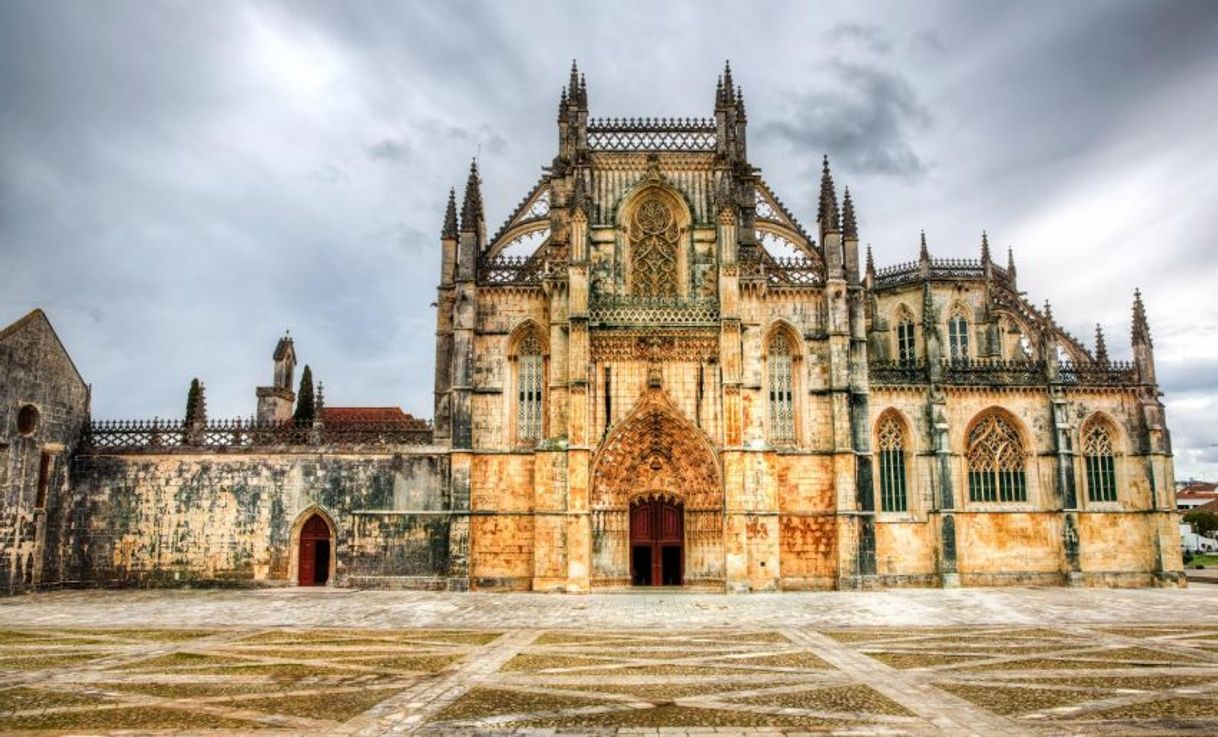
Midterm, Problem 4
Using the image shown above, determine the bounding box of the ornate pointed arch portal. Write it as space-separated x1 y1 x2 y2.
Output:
590 390 723 587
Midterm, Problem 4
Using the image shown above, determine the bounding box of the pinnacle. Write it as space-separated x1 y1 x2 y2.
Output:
1043 299 1054 323
919 230 930 261
841 187 857 239
460 159 483 232
442 187 458 239
980 231 991 262
1094 323 1109 364
1132 288 1152 347
817 155 839 230
1007 246 1016 273
865 244 875 275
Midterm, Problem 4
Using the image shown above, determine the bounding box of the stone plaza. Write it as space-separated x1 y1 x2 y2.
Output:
2 587 1218 735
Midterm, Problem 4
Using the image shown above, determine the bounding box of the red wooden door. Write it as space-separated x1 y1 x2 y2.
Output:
629 499 683 586
298 514 332 586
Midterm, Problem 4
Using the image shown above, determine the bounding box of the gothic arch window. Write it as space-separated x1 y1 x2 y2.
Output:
1082 418 1118 502
628 195 680 298
767 331 795 443
876 413 908 512
516 330 544 443
967 412 1027 502
895 307 916 364
948 307 970 361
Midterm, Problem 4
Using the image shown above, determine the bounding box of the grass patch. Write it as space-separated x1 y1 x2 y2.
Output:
865 651 983 669
735 684 912 715
712 651 835 670
238 629 498 646
0 686 109 712
432 687 612 722
0 706 262 731
242 687 403 721
500 653 618 672
520 703 852 729
936 683 1101 715
0 653 102 670
1072 696 1218 719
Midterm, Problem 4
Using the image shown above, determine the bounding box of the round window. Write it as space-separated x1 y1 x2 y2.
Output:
16 405 39 436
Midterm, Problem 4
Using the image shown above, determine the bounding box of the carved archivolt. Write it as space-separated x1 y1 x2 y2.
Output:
592 390 721 511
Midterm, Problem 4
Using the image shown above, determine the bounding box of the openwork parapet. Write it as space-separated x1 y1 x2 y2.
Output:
478 255 545 285
873 259 1014 289
868 360 928 385
82 418 434 453
766 255 823 286
1056 360 1139 386
589 296 720 326
587 117 717 151
943 358 1046 386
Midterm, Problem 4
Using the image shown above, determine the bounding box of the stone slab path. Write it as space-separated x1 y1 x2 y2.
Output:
1 588 1218 735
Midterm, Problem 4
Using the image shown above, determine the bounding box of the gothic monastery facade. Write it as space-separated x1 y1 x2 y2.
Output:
0 64 1183 593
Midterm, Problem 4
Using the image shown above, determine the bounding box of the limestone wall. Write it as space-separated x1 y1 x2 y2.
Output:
63 450 461 589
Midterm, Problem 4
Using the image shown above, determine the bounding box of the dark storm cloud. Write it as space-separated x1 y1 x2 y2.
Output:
759 58 932 177
1 0 1216 478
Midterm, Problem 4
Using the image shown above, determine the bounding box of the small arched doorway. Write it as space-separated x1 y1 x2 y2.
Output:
297 514 333 586
630 497 683 586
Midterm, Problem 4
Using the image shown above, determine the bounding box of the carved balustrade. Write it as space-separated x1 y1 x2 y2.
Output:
82 418 434 453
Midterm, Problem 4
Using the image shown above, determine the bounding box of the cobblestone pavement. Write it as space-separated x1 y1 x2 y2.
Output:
1 588 1217 735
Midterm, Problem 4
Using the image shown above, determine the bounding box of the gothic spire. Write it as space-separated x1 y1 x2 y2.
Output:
841 187 857 239
735 85 746 120
557 85 568 121
919 230 930 262
566 60 587 109
817 155 839 231
1094 324 1109 364
723 60 735 105
980 231 991 263
1043 299 1055 324
442 187 458 239
460 159 483 232
1007 246 1017 277
1132 288 1152 347
865 244 875 279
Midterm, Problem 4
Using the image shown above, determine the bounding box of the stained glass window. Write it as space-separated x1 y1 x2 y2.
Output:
1083 421 1118 502
877 415 907 512
967 413 1027 502
768 332 795 443
517 333 543 442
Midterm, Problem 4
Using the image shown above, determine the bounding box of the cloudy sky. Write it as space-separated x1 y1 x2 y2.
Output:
2 1 1217 478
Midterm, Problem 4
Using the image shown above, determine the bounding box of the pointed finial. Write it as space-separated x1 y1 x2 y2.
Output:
919 230 930 262
558 85 568 120
817 155 839 230
1043 299 1054 323
442 187 458 239
1132 288 1152 347
841 187 857 239
460 159 482 232
723 60 735 102
315 381 325 412
735 85 746 120
865 244 875 277
980 231 991 263
1007 246 1016 275
569 59 579 89
1094 324 1109 364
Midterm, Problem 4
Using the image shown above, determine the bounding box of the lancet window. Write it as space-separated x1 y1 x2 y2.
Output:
896 315 916 364
948 310 970 360
768 332 795 443
876 414 908 512
1083 420 1118 503
629 196 679 298
967 412 1027 502
517 333 544 443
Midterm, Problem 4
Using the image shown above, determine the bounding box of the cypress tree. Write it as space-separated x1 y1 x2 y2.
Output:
185 378 202 423
294 364 315 423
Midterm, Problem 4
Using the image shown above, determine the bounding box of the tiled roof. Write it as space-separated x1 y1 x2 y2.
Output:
321 407 424 426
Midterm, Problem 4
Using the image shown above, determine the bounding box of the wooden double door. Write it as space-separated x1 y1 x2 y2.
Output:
630 498 683 586
297 514 332 586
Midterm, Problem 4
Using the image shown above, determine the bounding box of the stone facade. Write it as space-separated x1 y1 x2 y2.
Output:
0 63 1183 593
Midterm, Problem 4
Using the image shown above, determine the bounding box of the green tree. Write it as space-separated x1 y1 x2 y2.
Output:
1184 510 1218 538
184 378 203 423
294 364 315 423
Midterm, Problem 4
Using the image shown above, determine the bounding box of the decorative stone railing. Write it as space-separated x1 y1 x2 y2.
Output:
766 256 823 286
589 296 720 326
82 418 434 453
587 117 718 151
869 358 1140 388
873 259 1013 289
478 254 545 285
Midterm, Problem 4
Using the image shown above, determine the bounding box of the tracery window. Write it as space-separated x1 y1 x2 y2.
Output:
967 413 1027 502
897 318 916 364
948 311 970 360
517 333 544 443
768 332 795 443
1083 421 1118 502
629 196 679 298
876 415 907 512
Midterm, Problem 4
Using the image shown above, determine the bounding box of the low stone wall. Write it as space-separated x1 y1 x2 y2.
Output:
61 449 466 589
